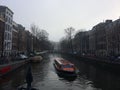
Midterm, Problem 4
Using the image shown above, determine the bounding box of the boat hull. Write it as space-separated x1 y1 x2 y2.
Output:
53 63 77 77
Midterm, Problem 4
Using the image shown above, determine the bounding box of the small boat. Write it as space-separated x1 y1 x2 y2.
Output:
54 58 77 77
30 56 43 63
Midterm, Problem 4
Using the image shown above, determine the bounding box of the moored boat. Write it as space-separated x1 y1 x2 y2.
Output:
54 58 77 77
30 56 43 63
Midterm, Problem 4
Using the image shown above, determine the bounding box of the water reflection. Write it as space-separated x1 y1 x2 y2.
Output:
31 54 98 90
58 54 120 90
57 74 77 82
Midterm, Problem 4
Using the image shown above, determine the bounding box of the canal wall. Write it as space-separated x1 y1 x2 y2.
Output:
0 59 30 77
0 51 48 77
60 53 120 70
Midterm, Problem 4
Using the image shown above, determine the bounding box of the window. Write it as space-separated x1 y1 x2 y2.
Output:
4 32 7 40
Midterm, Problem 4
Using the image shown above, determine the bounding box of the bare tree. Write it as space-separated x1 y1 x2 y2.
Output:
37 29 49 41
64 27 75 54
65 27 75 39
30 24 40 52
30 24 39 37
30 24 51 52
59 37 70 53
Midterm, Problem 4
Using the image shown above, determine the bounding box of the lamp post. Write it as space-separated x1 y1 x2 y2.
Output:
31 36 33 53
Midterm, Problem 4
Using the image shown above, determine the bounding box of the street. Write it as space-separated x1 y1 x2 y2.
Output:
0 53 120 90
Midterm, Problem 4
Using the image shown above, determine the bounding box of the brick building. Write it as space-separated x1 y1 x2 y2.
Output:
12 21 18 54
17 24 27 53
26 31 33 54
12 23 33 55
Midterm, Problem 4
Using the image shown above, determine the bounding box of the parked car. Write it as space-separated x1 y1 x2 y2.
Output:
115 56 120 61
16 54 28 60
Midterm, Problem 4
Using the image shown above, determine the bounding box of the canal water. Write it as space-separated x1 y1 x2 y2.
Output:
0 53 120 90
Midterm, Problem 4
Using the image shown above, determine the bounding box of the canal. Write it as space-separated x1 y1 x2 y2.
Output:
0 53 120 90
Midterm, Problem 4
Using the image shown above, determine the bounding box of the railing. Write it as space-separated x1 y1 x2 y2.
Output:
0 55 28 65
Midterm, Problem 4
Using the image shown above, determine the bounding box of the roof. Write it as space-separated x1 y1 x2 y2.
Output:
55 58 74 65
0 6 14 14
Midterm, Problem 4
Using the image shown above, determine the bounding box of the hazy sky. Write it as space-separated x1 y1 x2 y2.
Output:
1 0 120 41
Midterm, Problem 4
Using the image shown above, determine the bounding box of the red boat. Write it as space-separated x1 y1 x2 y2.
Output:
54 58 77 76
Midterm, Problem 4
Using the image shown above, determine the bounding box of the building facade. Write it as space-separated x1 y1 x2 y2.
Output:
88 20 113 57
0 13 5 57
0 6 13 56
17 24 27 53
12 21 18 55
88 29 96 55
105 19 120 56
74 31 89 55
26 31 33 54
93 22 107 56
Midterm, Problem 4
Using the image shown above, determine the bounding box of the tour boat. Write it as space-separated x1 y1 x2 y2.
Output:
54 58 77 76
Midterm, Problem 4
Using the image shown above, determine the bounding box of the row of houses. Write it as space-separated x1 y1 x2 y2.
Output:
0 6 40 57
73 19 120 57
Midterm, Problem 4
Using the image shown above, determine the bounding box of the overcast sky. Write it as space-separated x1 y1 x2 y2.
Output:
1 0 120 41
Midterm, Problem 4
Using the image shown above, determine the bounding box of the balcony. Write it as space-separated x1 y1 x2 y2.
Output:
0 13 5 22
